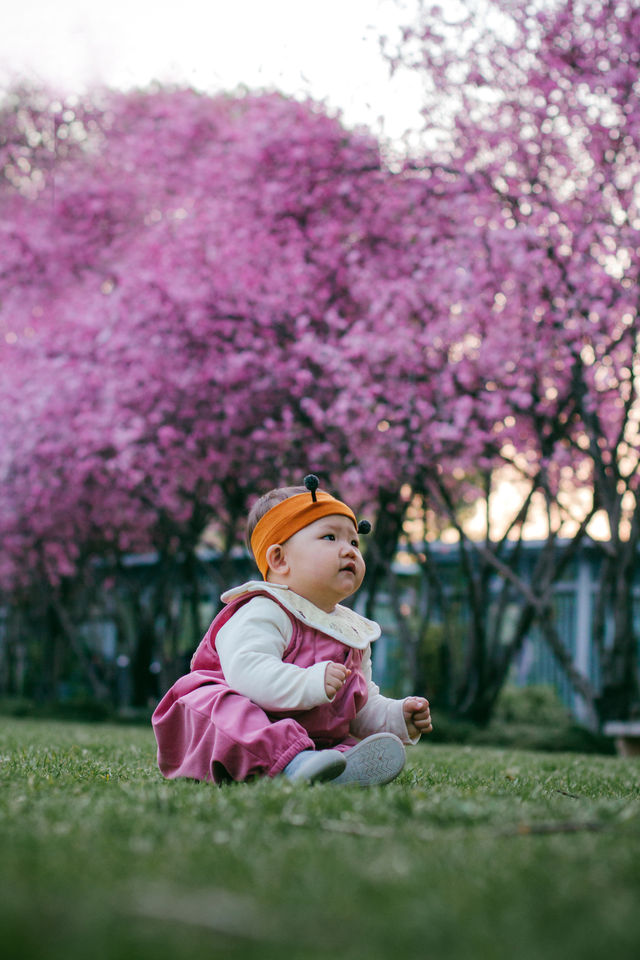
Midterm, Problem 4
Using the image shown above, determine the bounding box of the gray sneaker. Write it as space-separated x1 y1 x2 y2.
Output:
283 749 347 783
331 733 406 786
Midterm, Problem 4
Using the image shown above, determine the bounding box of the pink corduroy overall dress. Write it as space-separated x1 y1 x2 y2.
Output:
152 591 369 783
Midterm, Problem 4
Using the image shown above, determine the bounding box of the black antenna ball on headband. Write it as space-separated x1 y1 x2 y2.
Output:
304 474 319 502
303 474 371 533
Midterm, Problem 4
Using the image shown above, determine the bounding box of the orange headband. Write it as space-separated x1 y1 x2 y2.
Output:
250 490 358 580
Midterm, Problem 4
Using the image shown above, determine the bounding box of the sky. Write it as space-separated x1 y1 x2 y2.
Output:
0 0 426 142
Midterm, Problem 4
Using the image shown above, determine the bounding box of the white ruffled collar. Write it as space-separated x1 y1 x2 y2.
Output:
220 581 380 650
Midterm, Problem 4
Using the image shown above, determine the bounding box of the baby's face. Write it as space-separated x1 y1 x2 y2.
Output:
278 513 365 612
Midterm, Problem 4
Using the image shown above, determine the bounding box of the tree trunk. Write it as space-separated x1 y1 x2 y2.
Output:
362 490 406 620
49 594 111 702
598 535 640 722
131 605 156 708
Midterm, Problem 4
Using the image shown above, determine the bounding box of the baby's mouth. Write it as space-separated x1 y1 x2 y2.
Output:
340 562 357 574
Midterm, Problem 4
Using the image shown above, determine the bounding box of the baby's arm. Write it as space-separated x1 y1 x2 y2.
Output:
349 648 413 742
216 598 331 711
350 648 432 743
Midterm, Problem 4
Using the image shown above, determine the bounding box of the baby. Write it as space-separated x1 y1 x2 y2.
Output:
152 476 432 785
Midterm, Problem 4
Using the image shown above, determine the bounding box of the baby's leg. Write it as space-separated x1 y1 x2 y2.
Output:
153 683 314 782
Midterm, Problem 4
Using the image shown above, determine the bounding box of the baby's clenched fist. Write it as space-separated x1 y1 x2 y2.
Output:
324 661 351 698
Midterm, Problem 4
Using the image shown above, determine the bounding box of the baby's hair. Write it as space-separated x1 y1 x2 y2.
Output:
245 485 308 555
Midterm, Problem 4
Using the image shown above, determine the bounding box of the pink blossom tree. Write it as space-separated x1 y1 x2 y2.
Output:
372 0 640 723
0 86 428 705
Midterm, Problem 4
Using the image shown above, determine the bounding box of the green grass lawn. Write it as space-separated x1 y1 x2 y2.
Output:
1 719 639 960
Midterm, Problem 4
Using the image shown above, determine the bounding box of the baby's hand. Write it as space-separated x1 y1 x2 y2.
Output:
403 696 433 739
324 661 351 699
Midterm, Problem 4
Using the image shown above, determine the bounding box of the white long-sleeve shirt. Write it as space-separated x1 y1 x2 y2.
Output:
215 581 415 744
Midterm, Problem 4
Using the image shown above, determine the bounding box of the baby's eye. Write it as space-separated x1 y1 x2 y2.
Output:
322 533 336 541
351 539 360 548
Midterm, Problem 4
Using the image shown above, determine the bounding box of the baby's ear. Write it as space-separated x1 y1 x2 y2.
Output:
265 543 288 575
